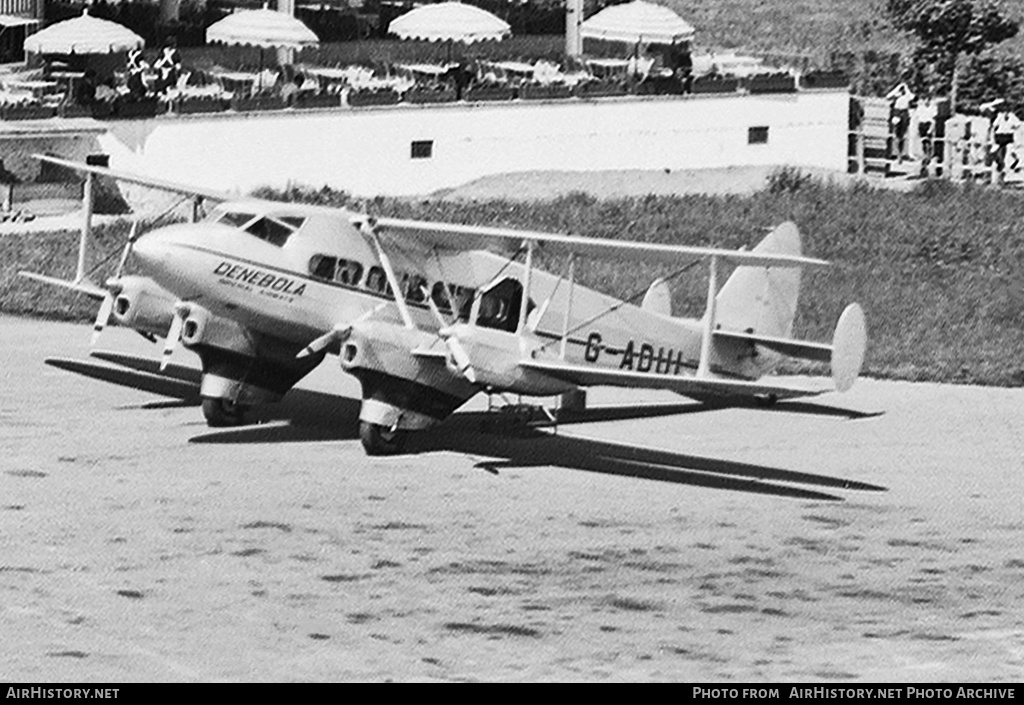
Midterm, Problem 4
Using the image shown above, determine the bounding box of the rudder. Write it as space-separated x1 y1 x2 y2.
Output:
714 221 802 339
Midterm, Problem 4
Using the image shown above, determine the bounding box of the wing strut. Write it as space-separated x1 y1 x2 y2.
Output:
516 239 534 336
76 171 94 285
560 254 575 360
696 255 718 379
362 220 415 330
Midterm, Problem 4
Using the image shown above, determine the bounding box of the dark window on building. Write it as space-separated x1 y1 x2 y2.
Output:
748 126 769 144
411 140 433 159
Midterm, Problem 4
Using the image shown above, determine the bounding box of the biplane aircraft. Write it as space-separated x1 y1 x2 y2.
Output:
21 156 867 456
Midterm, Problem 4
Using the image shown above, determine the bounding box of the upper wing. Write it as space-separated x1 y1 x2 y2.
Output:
36 154 236 203
37 156 827 271
375 217 831 269
520 359 829 402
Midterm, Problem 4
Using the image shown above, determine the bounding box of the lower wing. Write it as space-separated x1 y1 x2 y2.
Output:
520 359 829 402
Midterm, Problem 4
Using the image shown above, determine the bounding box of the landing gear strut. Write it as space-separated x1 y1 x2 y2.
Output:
359 421 408 456
201 397 248 427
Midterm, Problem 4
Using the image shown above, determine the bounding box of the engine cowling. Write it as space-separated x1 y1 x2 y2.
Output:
111 275 177 338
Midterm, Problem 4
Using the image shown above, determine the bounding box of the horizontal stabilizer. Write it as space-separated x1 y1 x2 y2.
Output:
46 358 200 400
714 329 832 363
520 359 829 402
18 272 106 300
713 302 867 392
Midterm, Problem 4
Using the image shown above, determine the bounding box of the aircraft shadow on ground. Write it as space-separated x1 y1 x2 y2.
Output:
192 395 886 502
57 353 885 500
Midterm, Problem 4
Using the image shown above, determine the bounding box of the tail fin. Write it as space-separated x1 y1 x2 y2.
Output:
714 221 802 339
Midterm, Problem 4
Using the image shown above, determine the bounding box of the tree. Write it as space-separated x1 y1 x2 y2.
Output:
887 0 1019 110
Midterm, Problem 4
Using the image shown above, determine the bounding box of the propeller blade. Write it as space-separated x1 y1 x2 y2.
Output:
91 294 114 346
439 326 477 385
113 219 139 280
297 325 351 359
528 296 553 333
161 311 184 371
295 303 388 359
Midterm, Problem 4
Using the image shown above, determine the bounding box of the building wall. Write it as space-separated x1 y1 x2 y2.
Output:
97 90 850 198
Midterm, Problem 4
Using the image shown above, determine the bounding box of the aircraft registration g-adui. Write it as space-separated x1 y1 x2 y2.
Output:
21 155 867 456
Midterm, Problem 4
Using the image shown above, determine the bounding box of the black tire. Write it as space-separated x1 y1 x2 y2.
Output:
201 397 247 427
359 421 407 456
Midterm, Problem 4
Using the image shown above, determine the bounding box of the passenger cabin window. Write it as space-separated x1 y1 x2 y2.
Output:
309 256 364 287
364 266 391 295
309 255 337 280
403 273 428 303
335 259 363 287
432 282 476 322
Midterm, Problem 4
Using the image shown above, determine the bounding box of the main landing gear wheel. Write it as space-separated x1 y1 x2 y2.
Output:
359 421 408 456
201 397 248 427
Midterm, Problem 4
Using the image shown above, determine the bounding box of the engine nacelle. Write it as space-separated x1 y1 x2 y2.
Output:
174 302 255 357
442 324 573 396
111 275 177 338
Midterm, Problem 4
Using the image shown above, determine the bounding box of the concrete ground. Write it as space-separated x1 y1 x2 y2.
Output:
1 317 1022 682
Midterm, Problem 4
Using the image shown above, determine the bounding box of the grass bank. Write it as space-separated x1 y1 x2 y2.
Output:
3 175 1024 387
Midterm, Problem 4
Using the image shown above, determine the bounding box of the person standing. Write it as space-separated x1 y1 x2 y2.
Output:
990 102 1022 184
886 82 916 162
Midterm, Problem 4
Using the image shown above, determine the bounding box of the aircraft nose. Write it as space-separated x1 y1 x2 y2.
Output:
131 222 218 285
131 226 175 271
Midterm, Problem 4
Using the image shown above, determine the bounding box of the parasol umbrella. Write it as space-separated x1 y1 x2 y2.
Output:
580 1 695 45
207 8 319 82
206 7 319 49
24 9 144 55
389 1 510 60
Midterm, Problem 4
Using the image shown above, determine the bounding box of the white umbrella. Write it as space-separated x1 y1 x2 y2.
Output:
580 1 695 45
24 10 144 55
389 2 510 44
206 8 318 49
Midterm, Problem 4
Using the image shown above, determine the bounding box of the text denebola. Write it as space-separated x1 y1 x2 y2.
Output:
213 261 306 296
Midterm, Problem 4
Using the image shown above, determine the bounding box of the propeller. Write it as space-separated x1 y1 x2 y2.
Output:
161 303 188 371
91 220 139 346
295 303 390 360
297 324 352 359
425 292 478 385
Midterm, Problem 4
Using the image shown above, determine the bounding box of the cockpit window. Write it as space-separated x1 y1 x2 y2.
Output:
216 211 257 228
245 216 295 247
209 207 304 248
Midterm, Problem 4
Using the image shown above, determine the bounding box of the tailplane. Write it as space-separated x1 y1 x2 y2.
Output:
709 222 867 391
